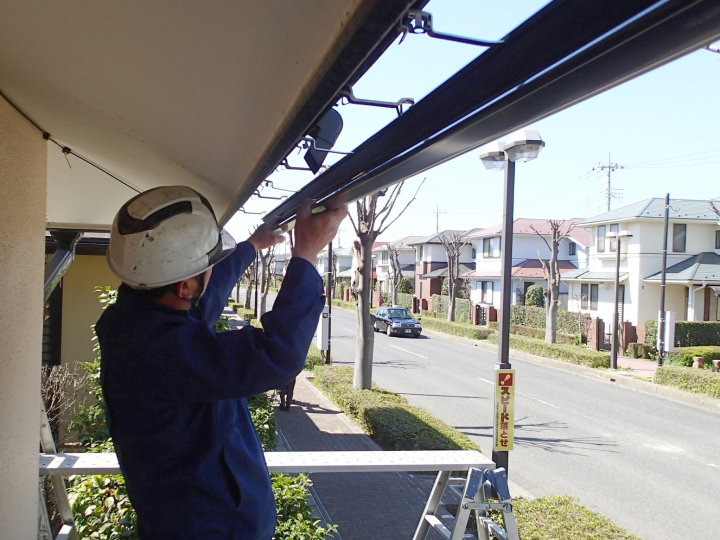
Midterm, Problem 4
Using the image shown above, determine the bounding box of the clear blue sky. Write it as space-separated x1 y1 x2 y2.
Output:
226 0 720 250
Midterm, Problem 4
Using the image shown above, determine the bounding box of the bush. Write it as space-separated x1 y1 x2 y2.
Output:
421 316 494 340
431 294 471 323
625 342 654 359
487 333 610 369
313 365 480 452
654 365 720 399
304 343 326 370
644 319 658 346
398 277 413 294
509 305 587 336
488 323 574 344
524 285 544 307
666 347 720 368
272 474 337 539
675 321 720 347
393 292 414 309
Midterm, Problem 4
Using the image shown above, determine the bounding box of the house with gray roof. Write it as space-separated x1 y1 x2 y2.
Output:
564 197 720 327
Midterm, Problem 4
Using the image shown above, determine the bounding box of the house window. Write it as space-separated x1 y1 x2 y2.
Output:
483 237 500 258
380 252 388 264
597 226 606 253
568 242 576 256
472 248 477 259
417 246 423 261
673 224 686 253
609 224 619 252
580 284 599 310
715 230 720 249
481 281 493 304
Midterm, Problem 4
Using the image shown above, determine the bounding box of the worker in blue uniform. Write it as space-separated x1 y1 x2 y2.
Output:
96 185 347 539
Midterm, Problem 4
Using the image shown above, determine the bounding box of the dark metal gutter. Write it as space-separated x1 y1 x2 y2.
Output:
265 0 720 226
44 231 82 303
219 0 427 225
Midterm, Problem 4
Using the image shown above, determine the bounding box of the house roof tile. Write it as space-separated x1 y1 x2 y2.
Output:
644 252 720 283
467 218 590 247
578 198 720 226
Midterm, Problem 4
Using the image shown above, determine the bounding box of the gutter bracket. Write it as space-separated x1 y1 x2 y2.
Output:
44 230 83 303
399 10 504 48
339 86 414 116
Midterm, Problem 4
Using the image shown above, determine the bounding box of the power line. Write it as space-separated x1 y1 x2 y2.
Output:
592 153 625 211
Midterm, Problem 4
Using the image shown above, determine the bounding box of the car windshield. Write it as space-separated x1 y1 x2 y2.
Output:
387 309 412 319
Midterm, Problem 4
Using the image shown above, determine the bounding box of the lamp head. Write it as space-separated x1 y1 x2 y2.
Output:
503 129 545 162
478 141 507 171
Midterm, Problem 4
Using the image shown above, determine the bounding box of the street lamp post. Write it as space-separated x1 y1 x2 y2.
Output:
606 231 633 370
479 129 545 473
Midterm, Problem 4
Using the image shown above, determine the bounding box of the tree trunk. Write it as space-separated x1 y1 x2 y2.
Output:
244 280 253 309
545 299 558 343
391 278 398 306
447 279 456 322
352 233 376 390
545 241 559 343
259 258 268 317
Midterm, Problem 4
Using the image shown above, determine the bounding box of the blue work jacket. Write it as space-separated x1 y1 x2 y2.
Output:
96 241 324 539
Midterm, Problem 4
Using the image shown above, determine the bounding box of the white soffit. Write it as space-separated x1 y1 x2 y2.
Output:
0 0 363 230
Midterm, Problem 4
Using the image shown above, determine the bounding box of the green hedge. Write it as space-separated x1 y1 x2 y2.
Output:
421 316 494 340
666 346 720 368
391 292 414 309
487 333 610 369
654 365 720 399
431 294 471 323
313 365 480 452
625 342 654 359
509 305 587 336
488 322 575 344
643 320 658 346
675 321 720 347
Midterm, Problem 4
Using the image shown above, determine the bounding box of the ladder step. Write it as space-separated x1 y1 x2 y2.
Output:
477 516 508 540
56 524 75 540
424 515 451 540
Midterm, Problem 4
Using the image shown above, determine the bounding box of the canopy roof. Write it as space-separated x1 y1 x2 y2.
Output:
0 0 417 230
645 252 720 284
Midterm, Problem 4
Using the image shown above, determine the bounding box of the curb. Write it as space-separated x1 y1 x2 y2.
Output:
423 329 720 414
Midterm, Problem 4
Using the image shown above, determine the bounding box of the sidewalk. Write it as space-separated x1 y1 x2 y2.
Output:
274 372 446 540
616 356 658 378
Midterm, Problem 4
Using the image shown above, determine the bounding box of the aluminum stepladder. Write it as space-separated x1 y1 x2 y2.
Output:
413 467 520 540
39 397 79 540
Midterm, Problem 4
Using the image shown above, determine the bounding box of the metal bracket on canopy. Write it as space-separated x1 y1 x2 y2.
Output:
252 189 287 201
299 137 352 156
263 180 296 193
399 10 503 47
339 86 414 116
238 207 266 215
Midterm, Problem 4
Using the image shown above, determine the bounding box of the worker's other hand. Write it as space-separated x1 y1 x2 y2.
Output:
293 199 348 265
247 223 285 252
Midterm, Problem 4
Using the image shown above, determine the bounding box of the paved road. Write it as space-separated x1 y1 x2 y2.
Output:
235 289 720 540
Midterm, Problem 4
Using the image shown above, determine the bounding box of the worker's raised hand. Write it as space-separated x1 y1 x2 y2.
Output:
247 223 285 252
293 199 348 265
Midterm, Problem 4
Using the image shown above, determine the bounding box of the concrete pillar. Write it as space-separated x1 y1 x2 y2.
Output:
0 97 48 537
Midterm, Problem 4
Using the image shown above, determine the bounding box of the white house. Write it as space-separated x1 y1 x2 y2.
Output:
316 247 354 278
564 198 720 327
373 235 423 293
463 218 589 310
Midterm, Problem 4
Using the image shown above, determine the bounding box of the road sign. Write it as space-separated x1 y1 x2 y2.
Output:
493 369 515 452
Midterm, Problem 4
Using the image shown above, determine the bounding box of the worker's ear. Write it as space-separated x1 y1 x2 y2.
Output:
174 279 196 301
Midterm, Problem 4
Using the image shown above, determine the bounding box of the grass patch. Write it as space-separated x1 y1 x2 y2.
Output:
506 496 641 540
488 322 575 344
666 346 720 368
312 365 479 452
654 365 720 399
488 333 610 369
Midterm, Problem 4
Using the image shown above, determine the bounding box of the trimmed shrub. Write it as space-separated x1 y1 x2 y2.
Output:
304 343 326 370
675 321 720 347
625 342 654 360
644 319 658 346
488 323 574 344
487 333 610 369
666 347 720 368
421 316 494 340
509 305 588 336
392 292 413 309
654 365 720 399
431 294 471 323
313 365 480 452
524 285 544 307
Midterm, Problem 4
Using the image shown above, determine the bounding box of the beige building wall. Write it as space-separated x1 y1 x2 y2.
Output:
61 255 120 370
0 98 48 537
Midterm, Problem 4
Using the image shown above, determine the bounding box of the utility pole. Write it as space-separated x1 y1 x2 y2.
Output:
326 240 333 365
434 204 447 233
658 193 670 366
593 153 625 211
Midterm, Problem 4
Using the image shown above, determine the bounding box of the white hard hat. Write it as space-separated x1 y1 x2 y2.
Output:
107 186 236 288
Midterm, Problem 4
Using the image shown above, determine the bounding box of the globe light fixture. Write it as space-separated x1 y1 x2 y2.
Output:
478 141 507 171
503 129 545 162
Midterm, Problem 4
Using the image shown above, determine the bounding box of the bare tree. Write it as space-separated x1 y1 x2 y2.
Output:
439 231 471 322
259 245 277 316
349 179 424 389
41 364 90 444
242 260 256 309
530 220 575 343
386 242 404 307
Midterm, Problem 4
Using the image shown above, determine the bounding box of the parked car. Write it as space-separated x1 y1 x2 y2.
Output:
373 307 422 338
